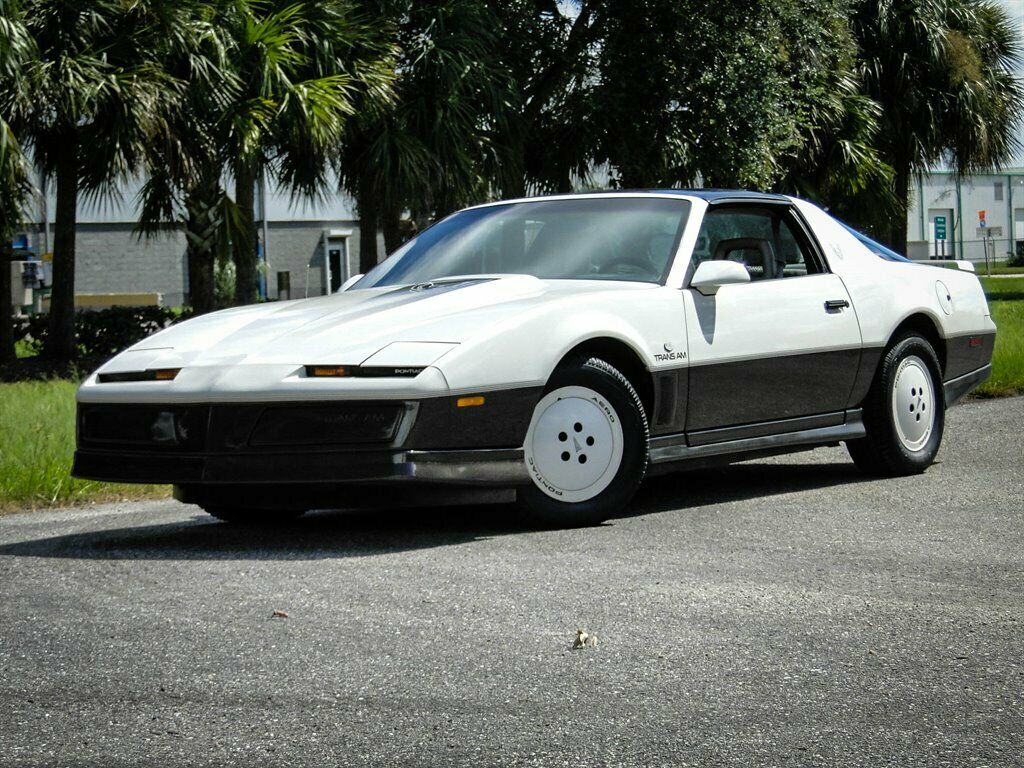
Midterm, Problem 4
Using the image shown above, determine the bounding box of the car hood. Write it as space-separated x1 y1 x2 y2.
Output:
117 275 655 370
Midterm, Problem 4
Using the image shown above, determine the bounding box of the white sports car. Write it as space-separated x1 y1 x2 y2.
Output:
74 191 995 526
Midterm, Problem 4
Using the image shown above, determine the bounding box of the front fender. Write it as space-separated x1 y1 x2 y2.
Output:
435 286 685 394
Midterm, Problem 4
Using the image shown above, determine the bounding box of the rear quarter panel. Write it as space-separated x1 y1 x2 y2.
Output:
792 199 996 379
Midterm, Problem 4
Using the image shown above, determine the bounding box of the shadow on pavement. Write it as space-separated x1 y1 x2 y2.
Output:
626 459 868 519
0 460 869 561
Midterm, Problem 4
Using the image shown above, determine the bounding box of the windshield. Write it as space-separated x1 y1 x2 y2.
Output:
354 197 691 288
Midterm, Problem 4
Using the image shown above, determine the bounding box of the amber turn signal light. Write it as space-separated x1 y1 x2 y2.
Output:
306 366 349 378
456 395 485 408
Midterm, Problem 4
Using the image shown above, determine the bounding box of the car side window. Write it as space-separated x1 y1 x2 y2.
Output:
776 217 811 277
692 207 817 281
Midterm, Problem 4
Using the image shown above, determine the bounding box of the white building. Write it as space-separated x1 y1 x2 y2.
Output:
907 170 1024 266
15 170 374 308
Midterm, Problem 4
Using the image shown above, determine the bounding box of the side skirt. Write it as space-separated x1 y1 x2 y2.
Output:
648 409 865 465
943 364 991 407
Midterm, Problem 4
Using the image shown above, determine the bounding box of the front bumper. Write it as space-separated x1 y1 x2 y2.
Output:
72 388 541 488
72 445 529 485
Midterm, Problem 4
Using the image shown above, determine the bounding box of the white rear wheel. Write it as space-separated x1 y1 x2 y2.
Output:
847 334 944 476
891 355 936 452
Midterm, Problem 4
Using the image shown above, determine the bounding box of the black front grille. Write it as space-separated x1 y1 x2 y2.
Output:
79 405 210 451
249 404 403 446
78 402 405 452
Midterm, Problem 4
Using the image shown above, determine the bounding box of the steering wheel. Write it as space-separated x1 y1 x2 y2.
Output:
601 253 658 277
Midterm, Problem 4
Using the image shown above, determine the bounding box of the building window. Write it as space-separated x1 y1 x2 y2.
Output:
995 181 1004 201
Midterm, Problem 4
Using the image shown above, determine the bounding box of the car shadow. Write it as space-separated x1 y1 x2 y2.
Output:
0 460 871 562
622 459 869 520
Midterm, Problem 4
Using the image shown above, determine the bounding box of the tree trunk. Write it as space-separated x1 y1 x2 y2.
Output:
382 200 402 255
184 178 219 315
556 168 573 194
0 241 13 364
232 161 258 306
43 147 78 361
888 162 911 258
357 169 379 274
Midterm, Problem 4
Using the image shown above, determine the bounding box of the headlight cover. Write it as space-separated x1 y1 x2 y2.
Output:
305 342 458 379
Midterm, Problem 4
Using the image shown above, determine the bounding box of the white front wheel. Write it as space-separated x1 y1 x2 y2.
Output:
524 385 624 503
517 358 649 528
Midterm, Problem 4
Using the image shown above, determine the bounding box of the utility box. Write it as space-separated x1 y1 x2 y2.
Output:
10 261 35 309
906 240 931 261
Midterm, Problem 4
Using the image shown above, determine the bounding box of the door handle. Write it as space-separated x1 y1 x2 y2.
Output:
824 299 850 311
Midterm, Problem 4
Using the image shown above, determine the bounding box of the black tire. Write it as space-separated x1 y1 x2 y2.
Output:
846 333 945 476
202 507 306 524
517 357 649 527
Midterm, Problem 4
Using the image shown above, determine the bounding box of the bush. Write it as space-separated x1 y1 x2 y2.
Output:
14 306 191 359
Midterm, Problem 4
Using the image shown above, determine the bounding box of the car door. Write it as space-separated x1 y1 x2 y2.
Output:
682 203 862 439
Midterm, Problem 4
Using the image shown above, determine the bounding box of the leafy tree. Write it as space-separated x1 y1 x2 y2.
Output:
138 0 395 308
221 0 395 303
589 0 878 194
9 0 180 361
0 0 34 362
770 1 897 229
490 0 600 196
853 0 1024 253
341 0 514 271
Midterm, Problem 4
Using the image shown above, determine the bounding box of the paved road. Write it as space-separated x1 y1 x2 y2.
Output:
1 398 1022 767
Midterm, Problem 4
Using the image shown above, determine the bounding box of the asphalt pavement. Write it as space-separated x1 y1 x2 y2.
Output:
1 397 1022 767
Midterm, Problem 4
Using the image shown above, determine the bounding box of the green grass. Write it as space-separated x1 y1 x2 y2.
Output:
986 265 1024 276
0 381 168 512
977 277 1024 397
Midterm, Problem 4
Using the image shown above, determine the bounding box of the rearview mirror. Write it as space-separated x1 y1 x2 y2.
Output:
689 260 750 296
339 274 363 292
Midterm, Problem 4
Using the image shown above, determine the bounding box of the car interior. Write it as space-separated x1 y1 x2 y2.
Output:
692 207 814 281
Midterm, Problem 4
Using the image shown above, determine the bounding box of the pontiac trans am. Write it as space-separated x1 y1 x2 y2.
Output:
73 191 995 526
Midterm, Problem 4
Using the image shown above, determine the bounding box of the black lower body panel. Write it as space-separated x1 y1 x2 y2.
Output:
172 482 517 511
943 364 991 406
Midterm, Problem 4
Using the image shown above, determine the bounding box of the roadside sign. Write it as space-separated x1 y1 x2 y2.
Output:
978 210 987 228
934 216 947 240
41 252 52 262
977 226 1002 238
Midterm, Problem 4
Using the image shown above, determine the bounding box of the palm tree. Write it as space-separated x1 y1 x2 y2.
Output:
138 0 395 309
220 0 395 304
773 2 897 231
136 1 240 315
491 0 600 198
9 0 181 361
341 0 515 271
853 0 1024 254
0 0 34 362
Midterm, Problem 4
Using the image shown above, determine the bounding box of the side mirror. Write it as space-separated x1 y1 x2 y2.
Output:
339 274 363 292
689 260 750 296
